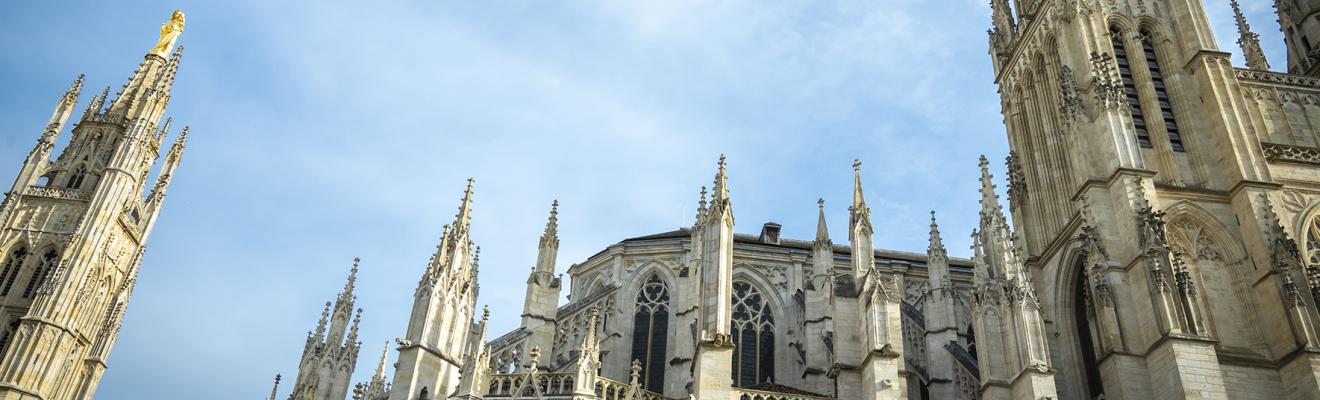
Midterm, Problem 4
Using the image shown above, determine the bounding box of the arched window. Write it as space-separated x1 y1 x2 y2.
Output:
630 275 669 393
66 166 87 190
1304 215 1320 266
731 281 774 387
21 251 57 299
0 319 18 357
0 248 29 297
1140 29 1184 152
1111 26 1151 148
1073 259 1105 399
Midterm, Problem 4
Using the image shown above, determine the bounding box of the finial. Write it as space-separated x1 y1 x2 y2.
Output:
852 159 868 211
543 199 560 240
818 198 825 208
712 155 730 202
815 198 831 244
481 305 491 322
929 210 947 257
853 159 861 172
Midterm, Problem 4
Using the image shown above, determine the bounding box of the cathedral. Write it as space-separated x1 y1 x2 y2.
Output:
262 0 1320 399
14 0 1320 399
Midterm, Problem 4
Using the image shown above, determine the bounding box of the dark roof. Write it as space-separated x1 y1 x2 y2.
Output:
741 382 829 397
619 227 972 267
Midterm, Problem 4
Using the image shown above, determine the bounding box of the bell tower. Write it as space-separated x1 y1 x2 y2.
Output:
0 10 190 400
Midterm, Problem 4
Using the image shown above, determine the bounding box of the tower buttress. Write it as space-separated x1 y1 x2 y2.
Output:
802 199 836 396
390 180 480 400
290 258 364 400
691 156 735 400
922 211 961 400
846 160 905 400
520 200 562 368
969 157 1057 400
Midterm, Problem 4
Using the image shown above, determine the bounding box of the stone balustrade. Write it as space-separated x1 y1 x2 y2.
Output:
25 185 91 201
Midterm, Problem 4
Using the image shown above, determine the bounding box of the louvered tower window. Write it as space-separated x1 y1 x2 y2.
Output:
731 281 774 387
630 275 669 393
1111 27 1152 148
0 248 28 297
1141 30 1184 152
21 251 57 299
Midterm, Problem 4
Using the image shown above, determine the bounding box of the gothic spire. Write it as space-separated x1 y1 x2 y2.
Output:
694 186 708 227
815 198 831 244
712 155 729 204
454 178 475 234
373 341 390 382
849 159 873 240
40 74 84 143
535 200 559 275
979 155 1007 223
339 257 360 305
1232 0 1270 71
929 210 947 259
313 301 331 341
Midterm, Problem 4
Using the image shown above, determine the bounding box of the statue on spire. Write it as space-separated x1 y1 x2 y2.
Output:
150 10 186 58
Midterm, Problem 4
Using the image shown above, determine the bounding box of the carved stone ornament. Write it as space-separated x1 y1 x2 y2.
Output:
1089 52 1127 110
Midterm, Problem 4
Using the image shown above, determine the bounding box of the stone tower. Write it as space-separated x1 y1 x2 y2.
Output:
517 200 562 368
390 180 481 400
986 0 1320 399
289 258 364 400
1277 0 1320 75
0 10 189 400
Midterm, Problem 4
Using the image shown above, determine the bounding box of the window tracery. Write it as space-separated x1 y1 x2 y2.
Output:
630 275 668 393
731 281 774 387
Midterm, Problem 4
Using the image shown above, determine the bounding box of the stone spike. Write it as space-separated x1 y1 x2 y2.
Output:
695 186 708 227
346 308 362 346
454 178 475 231
851 159 866 209
85 86 110 117
978 155 1006 220
929 210 947 258
815 198 830 243
712 155 729 203
340 257 360 303
542 199 559 243
314 301 331 340
1231 0 1270 71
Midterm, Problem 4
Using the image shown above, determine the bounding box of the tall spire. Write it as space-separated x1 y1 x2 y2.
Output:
455 178 475 233
851 159 867 210
815 198 831 244
928 210 947 259
542 199 559 244
1232 0 1270 71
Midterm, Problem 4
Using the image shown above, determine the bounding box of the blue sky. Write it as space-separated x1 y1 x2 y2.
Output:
0 1 1285 398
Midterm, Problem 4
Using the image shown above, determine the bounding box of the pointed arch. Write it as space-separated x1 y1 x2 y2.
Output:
1163 202 1263 352
629 273 670 393
730 274 777 387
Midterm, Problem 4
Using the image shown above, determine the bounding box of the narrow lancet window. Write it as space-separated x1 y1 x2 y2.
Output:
1141 30 1184 152
1111 27 1152 148
0 248 28 297
22 251 57 299
731 281 775 387
630 275 669 393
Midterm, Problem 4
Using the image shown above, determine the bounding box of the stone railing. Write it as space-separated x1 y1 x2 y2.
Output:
1236 68 1320 90
24 186 91 201
593 376 677 400
1262 142 1320 166
486 372 576 397
900 302 928 380
946 342 981 400
488 328 529 373
732 388 834 400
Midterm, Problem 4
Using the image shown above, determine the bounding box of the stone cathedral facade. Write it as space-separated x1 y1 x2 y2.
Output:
0 10 190 400
249 1 1320 400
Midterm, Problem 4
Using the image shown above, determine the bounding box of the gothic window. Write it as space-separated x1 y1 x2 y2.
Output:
1111 26 1151 148
1304 215 1320 266
0 248 28 297
1073 259 1105 399
630 275 669 393
731 281 774 387
1141 29 1184 152
0 319 18 357
21 251 57 299
66 166 87 190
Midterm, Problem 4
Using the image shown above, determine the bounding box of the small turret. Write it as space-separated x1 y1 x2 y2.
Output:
1232 0 1270 71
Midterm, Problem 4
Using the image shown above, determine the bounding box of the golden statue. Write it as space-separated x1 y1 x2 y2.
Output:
149 10 186 58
